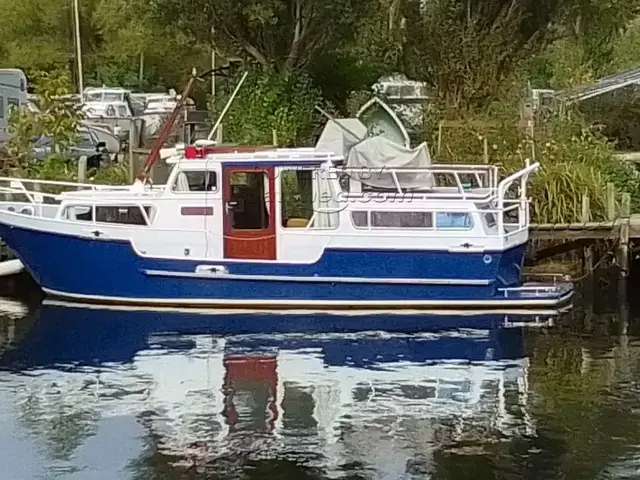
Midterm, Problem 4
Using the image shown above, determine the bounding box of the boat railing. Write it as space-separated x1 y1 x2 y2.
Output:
501 284 565 297
0 176 137 215
495 161 539 235
332 164 500 200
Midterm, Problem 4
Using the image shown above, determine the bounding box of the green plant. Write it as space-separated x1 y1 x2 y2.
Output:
208 68 323 147
4 70 84 180
432 100 640 223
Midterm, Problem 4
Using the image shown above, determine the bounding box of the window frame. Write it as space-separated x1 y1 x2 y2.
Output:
61 203 153 226
171 169 219 194
350 210 474 230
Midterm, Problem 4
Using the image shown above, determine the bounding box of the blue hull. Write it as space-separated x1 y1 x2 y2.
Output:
0 223 572 308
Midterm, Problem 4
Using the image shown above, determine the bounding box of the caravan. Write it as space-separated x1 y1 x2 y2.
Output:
0 69 27 144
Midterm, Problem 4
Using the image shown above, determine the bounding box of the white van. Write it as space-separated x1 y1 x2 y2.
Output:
0 69 28 144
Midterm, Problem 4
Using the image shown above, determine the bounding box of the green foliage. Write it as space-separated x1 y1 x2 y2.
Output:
208 69 323 147
406 0 563 110
5 71 84 171
149 0 375 75
89 163 129 184
432 102 640 223
0 71 129 189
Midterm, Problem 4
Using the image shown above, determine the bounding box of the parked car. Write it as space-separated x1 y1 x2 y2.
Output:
33 128 109 169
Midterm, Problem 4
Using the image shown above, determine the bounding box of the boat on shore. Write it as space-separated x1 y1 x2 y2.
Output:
0 113 573 310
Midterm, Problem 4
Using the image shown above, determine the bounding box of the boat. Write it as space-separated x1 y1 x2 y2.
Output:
0 68 572 310
0 116 573 309
0 304 539 473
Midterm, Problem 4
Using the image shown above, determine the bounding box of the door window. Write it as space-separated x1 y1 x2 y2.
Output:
229 171 269 230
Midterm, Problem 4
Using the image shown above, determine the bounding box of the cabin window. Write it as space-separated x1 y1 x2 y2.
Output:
61 205 92 222
62 205 152 226
435 212 472 229
353 211 471 229
7 98 19 110
279 169 339 229
172 170 217 192
0 96 4 119
95 206 150 225
117 105 128 117
229 171 270 230
372 211 433 228
350 211 368 228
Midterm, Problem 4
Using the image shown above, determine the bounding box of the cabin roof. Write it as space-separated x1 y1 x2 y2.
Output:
180 147 342 167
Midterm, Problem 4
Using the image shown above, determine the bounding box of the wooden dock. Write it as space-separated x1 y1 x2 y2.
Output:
529 214 640 240
529 189 636 277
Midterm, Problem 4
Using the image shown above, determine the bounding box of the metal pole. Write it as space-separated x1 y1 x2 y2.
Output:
211 26 216 100
73 0 84 94
140 69 199 177
207 71 248 141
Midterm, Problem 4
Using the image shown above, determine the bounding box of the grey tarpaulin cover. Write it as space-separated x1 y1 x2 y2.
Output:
346 136 433 189
315 118 433 190
315 118 368 157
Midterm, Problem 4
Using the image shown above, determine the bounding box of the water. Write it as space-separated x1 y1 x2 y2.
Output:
0 289 638 479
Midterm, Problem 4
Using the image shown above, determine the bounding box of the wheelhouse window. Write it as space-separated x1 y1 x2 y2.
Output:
279 168 339 229
172 170 217 192
62 205 153 226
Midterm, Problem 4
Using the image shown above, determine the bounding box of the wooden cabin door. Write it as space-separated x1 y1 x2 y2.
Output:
223 167 277 260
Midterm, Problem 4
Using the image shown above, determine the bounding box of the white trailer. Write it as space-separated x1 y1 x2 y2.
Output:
0 69 28 144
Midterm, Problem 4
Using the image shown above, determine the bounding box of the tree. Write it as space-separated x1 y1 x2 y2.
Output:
148 0 376 75
91 0 210 91
0 0 73 76
405 0 570 110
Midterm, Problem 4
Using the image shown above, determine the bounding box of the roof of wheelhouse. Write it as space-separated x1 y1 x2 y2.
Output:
180 145 343 167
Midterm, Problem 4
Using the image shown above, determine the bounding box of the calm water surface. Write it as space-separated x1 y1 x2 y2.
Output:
0 288 639 479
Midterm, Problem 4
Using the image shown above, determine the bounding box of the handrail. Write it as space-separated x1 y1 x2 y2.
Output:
495 162 539 233
334 165 497 174
0 176 130 190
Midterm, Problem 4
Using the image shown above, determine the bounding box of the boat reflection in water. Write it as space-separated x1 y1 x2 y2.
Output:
0 302 550 478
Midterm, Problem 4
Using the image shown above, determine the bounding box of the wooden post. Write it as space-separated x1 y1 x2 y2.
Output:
77 156 87 185
581 194 594 280
618 192 631 278
437 121 443 155
272 129 278 147
581 194 590 223
127 131 134 184
483 137 489 164
606 182 616 221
